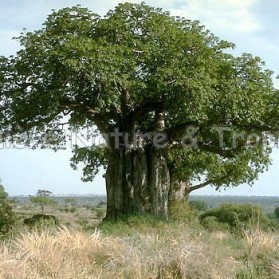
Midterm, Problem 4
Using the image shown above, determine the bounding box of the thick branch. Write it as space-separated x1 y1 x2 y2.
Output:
123 99 164 131
61 99 115 133
187 174 230 194
188 180 213 193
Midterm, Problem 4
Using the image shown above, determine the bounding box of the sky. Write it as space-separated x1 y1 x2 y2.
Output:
0 0 279 196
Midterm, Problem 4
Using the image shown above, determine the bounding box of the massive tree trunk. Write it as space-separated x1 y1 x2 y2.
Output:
105 146 170 219
169 179 190 202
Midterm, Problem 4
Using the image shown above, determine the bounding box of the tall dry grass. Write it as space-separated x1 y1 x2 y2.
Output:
242 227 279 278
0 226 240 279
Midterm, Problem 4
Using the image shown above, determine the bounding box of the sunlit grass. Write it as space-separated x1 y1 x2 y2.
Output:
0 225 239 278
0 220 279 278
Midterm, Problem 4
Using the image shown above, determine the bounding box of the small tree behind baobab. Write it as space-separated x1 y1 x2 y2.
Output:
30 190 57 214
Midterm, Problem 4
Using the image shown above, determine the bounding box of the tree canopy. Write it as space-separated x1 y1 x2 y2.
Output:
0 3 279 218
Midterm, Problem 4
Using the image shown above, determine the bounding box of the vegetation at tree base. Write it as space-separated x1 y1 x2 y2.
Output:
0 183 15 236
1 2 279 220
29 190 57 214
168 200 198 223
200 203 273 233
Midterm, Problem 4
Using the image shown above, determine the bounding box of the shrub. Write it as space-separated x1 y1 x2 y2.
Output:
23 214 59 229
0 184 16 237
200 216 229 232
169 200 198 223
200 203 271 233
188 200 208 211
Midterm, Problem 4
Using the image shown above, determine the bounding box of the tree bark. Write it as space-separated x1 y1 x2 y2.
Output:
105 146 170 219
169 179 190 202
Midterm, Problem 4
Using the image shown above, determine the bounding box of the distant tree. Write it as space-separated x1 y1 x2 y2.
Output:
0 181 16 235
30 190 57 214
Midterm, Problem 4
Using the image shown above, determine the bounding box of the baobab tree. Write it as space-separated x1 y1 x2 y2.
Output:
1 3 278 219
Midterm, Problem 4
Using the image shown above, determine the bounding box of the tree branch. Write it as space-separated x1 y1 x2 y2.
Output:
187 174 231 194
123 99 164 130
188 180 213 193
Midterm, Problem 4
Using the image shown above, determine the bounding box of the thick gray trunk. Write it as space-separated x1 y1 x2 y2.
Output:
169 179 190 202
105 147 170 219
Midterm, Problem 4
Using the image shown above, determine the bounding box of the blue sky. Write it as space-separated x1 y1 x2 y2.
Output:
0 0 279 196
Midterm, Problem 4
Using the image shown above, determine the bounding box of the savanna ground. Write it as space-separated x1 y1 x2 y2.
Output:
1 196 279 278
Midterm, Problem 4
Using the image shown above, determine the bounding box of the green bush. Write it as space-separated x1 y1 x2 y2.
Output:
200 216 229 232
0 184 16 237
169 200 198 223
200 203 271 233
23 214 59 230
188 200 208 211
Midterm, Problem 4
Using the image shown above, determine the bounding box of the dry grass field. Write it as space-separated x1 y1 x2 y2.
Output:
1 197 279 278
0 220 279 278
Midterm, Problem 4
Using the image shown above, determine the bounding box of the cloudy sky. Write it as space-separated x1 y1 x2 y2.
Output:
0 0 279 196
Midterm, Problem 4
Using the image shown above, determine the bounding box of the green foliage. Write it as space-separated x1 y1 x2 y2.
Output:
0 184 16 236
30 190 57 214
200 216 229 232
200 203 271 233
188 200 208 211
169 200 198 223
24 214 59 230
71 145 108 182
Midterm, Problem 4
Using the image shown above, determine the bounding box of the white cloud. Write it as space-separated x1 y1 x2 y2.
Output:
168 0 262 34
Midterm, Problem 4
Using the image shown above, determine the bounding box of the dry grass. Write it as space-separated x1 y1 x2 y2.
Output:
0 225 242 279
243 228 277 261
1 222 279 279
240 227 279 278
